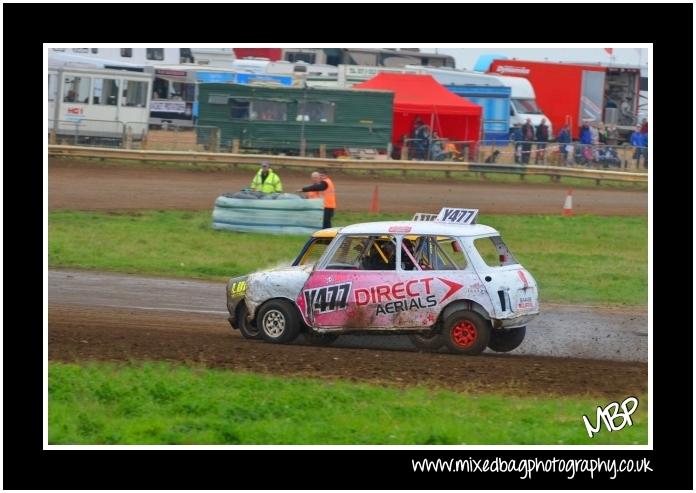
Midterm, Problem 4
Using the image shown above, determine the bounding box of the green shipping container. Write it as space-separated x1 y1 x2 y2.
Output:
197 83 394 155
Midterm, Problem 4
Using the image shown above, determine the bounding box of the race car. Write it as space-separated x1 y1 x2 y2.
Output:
226 208 539 355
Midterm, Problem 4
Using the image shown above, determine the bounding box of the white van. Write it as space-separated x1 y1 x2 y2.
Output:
490 75 552 138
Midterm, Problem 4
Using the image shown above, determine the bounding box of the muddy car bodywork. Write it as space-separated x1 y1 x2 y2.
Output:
226 228 339 327
227 219 539 354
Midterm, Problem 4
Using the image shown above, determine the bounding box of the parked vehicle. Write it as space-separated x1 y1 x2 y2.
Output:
197 82 394 155
48 65 152 144
49 47 193 66
486 59 642 141
232 48 456 68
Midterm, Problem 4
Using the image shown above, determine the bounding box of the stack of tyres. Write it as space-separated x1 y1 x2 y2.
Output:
212 193 324 235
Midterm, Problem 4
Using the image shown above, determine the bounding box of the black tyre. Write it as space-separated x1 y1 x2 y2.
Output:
236 302 260 340
442 311 491 355
258 299 301 344
488 326 526 353
408 330 444 351
304 330 339 346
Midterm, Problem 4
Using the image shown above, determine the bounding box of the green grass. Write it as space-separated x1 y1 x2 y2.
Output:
48 362 648 445
49 210 647 306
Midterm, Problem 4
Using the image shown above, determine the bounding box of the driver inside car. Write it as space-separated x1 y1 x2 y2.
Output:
362 239 396 270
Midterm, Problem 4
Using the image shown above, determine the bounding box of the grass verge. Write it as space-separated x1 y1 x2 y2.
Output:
49 362 648 445
49 210 647 306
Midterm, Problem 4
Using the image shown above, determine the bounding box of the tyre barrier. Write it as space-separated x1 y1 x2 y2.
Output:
212 194 324 235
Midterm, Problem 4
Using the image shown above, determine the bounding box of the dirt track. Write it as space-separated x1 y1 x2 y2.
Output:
48 269 648 397
49 159 647 215
48 269 649 362
49 304 646 398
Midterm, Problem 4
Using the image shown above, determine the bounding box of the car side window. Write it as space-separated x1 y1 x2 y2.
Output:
474 236 518 267
324 235 397 271
435 237 468 270
400 236 467 271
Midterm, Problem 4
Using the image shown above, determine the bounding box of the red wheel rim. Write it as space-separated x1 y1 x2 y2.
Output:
451 320 477 348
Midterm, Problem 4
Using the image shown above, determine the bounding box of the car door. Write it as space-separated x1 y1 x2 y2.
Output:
393 235 485 328
296 234 403 330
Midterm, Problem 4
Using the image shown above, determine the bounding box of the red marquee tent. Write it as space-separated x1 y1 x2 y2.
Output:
354 73 482 148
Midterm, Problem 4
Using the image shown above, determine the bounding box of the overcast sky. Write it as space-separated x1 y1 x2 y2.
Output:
431 48 648 70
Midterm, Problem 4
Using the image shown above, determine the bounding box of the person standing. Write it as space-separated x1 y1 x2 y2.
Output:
297 169 336 228
606 124 619 146
589 122 599 146
598 122 608 145
520 118 535 164
534 118 550 164
556 124 571 165
250 161 283 193
409 117 424 160
630 125 645 169
640 119 648 169
415 120 431 160
510 124 523 164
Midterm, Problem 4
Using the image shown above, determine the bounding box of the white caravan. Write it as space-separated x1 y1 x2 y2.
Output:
48 65 153 143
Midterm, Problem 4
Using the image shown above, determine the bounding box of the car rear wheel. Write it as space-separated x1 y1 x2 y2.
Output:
236 302 260 340
258 300 301 344
443 311 490 355
408 330 444 351
488 326 526 352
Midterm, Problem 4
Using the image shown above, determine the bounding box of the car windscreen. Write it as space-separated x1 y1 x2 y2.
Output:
512 98 542 115
292 237 333 266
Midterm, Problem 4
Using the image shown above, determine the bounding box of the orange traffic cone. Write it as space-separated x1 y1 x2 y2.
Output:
369 185 380 214
563 189 574 216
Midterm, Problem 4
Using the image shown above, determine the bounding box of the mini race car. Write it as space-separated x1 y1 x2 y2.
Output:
226 208 539 355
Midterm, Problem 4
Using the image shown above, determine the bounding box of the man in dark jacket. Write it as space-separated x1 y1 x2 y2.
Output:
534 118 550 164
520 119 535 164
510 124 523 164
556 124 571 165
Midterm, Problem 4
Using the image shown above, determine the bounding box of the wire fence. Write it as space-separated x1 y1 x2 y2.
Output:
395 138 648 171
47 119 648 171
48 119 126 148
477 140 648 171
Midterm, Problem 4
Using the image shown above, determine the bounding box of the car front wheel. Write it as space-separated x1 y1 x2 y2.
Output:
236 302 260 340
258 300 301 344
443 311 491 355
